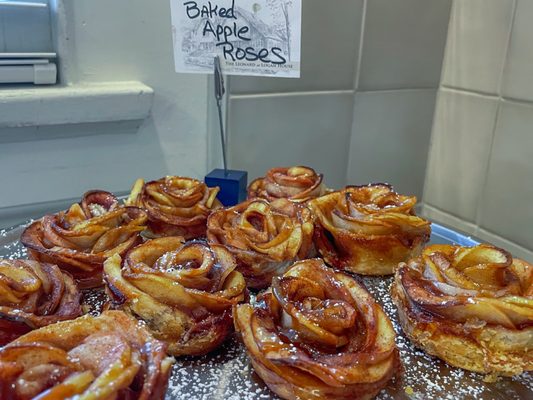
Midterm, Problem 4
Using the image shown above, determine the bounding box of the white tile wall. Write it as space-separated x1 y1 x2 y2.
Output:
347 90 436 197
230 0 364 94
228 93 354 189
358 0 451 90
424 0 533 258
229 0 451 203
423 204 533 262
479 100 533 250
442 0 515 94
502 0 533 101
424 90 498 222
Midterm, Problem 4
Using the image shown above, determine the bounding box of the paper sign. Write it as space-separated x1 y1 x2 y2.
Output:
170 0 301 77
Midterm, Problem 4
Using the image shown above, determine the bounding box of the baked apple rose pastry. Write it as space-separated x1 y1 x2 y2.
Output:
0 311 173 400
207 199 314 289
104 236 246 356
21 190 147 289
125 176 222 239
391 244 533 376
234 259 399 400
309 184 430 275
0 259 82 345
247 166 326 203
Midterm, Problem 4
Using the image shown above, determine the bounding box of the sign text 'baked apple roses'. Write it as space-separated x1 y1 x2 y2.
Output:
21 190 147 289
125 176 222 239
247 166 327 203
104 236 246 356
0 259 82 346
234 259 399 400
308 184 430 275
391 244 533 376
0 310 174 400
206 199 314 290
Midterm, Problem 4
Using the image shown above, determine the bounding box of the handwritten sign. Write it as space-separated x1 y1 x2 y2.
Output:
170 0 301 77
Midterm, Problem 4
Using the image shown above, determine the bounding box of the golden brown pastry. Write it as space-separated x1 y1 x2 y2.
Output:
125 176 222 239
391 244 533 376
247 166 326 203
104 236 246 356
308 184 430 275
0 259 82 346
0 310 174 400
207 198 314 289
21 190 147 289
234 259 399 400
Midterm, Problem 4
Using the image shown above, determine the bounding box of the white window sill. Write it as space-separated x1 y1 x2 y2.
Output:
0 81 154 128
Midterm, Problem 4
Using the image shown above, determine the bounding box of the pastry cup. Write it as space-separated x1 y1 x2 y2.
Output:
391 244 533 376
21 190 146 288
308 184 430 275
126 176 222 239
247 166 326 203
104 236 246 356
0 310 174 400
234 259 399 400
0 259 82 345
207 198 314 289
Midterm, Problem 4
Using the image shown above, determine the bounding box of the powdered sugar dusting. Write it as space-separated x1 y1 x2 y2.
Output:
166 336 273 400
0 221 31 260
0 220 531 399
360 275 532 400
82 289 107 316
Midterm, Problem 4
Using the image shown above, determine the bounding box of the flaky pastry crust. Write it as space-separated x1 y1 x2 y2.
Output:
104 237 246 356
0 259 82 345
391 244 533 376
234 259 399 400
21 191 146 289
308 184 430 275
207 198 314 289
0 310 174 400
125 176 222 239
247 166 326 203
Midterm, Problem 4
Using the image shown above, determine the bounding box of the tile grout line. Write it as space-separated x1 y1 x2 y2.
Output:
473 102 502 230
495 0 518 98
422 204 478 228
437 0 455 90
356 87 438 94
424 0 532 256
422 0 455 203
229 87 439 100
228 90 355 100
346 0 367 185
422 204 533 260
442 0 524 107
441 85 499 99
421 90 441 203
353 0 367 91
440 85 533 107
473 0 518 228
441 85 533 107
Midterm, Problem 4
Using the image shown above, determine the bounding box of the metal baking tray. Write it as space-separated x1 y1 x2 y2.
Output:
0 220 531 399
